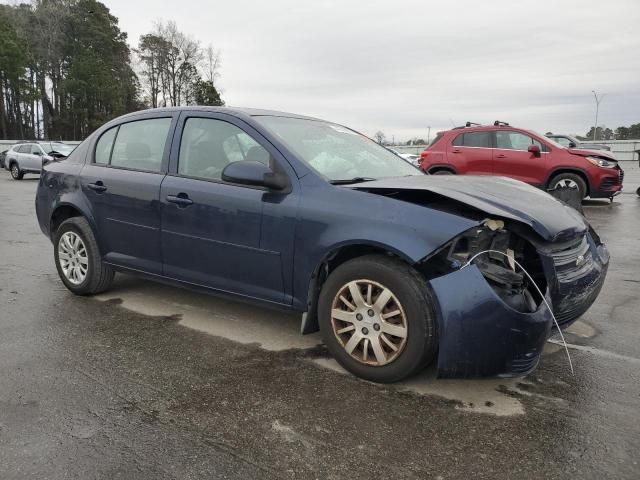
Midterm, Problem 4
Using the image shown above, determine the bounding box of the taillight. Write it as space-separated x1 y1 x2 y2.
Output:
419 150 430 169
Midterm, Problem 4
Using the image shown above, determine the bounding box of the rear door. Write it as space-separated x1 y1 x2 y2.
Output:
160 112 297 304
447 131 493 174
493 131 548 185
80 114 176 274
28 144 44 171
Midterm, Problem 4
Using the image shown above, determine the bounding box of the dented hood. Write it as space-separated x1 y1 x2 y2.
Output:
349 175 588 242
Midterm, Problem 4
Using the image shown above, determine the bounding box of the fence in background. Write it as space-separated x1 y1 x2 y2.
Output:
0 140 81 151
2 139 639 163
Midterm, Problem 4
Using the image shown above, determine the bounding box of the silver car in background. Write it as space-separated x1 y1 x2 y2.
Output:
4 142 76 180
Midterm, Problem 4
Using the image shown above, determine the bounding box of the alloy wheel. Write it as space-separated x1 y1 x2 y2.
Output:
58 231 89 285
331 279 408 366
554 178 579 190
11 165 19 178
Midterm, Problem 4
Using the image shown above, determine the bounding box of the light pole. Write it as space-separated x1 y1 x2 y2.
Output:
591 90 605 141
427 126 431 144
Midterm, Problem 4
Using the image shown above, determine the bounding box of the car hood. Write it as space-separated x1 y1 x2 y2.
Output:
348 175 588 242
567 148 616 160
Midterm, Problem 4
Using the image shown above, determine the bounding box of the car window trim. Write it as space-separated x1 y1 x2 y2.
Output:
88 114 177 173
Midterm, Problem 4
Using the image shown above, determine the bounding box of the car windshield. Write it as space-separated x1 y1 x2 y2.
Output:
256 116 423 182
48 143 76 155
530 131 566 149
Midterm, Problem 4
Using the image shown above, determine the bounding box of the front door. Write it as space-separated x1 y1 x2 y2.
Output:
80 115 175 274
492 131 548 186
160 113 296 304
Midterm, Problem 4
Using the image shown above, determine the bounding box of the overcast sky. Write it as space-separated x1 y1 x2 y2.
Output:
102 0 640 141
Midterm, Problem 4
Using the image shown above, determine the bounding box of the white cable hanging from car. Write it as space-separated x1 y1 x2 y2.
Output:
462 249 575 376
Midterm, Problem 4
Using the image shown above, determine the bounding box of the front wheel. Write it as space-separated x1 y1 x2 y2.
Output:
549 173 587 199
54 217 114 295
318 255 438 383
10 163 24 180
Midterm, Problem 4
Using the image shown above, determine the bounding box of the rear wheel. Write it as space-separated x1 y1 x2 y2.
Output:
54 217 114 295
549 172 587 199
430 168 454 175
10 163 24 180
318 255 438 383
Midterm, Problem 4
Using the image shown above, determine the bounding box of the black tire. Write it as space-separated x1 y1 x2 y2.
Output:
10 163 24 180
549 172 587 199
318 255 438 383
53 217 114 295
431 169 454 175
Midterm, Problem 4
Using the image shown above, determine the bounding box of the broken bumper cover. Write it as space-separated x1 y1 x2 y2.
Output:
430 265 553 379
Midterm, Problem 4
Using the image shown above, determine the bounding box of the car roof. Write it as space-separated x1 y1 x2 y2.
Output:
115 106 326 123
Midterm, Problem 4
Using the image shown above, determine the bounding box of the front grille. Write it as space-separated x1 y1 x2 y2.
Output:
548 235 594 282
554 272 606 326
511 354 540 374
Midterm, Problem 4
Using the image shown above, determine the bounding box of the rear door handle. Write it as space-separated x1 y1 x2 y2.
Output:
495 154 507 158
88 181 107 192
166 193 193 207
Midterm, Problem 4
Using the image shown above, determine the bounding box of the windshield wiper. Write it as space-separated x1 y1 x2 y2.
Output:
329 177 377 185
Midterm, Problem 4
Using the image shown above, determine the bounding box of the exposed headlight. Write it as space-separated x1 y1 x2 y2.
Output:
586 156 617 168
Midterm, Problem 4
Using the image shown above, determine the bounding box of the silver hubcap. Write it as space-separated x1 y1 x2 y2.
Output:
58 232 89 285
331 279 408 366
555 178 579 190
11 166 18 177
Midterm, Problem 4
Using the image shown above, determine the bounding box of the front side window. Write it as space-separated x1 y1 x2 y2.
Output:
110 118 171 172
178 118 271 181
31 145 43 155
255 116 421 182
496 132 543 151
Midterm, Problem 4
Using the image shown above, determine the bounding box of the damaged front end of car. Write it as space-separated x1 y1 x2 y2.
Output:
417 218 609 379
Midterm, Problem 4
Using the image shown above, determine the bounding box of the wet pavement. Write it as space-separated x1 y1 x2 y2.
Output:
1 167 639 479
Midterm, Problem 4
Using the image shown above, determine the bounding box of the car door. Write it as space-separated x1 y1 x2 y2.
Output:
493 131 548 185
80 114 176 274
14 144 30 169
29 144 45 170
160 112 297 304
447 131 493 174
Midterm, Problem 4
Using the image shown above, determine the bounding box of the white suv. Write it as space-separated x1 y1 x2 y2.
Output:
5 142 75 180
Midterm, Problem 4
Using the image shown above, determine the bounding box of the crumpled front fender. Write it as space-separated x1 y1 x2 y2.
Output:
429 265 553 379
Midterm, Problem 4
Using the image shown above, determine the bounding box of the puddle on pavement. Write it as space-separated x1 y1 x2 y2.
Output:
95 278 568 417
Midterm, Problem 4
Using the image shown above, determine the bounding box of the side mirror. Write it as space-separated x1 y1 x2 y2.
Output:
568 141 577 148
221 160 288 191
528 144 541 157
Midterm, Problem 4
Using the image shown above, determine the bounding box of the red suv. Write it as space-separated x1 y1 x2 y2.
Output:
420 122 624 199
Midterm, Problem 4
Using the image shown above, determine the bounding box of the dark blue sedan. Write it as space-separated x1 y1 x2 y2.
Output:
35 107 609 383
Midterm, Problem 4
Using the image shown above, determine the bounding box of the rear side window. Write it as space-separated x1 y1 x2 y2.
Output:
110 118 171 172
452 132 491 148
95 127 118 164
427 132 444 148
178 118 271 181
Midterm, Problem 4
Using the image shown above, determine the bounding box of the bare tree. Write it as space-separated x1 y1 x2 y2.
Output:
374 131 386 145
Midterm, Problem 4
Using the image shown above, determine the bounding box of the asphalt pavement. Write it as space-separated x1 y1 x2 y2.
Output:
1 166 639 479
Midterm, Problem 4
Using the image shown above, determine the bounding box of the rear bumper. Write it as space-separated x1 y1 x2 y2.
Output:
430 266 553 379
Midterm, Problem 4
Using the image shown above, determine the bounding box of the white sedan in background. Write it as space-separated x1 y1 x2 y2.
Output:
389 149 420 167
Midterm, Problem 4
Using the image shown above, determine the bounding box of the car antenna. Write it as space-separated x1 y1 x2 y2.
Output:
449 118 457 127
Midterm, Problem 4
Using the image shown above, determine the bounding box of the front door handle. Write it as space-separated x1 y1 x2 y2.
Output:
88 181 107 193
166 193 193 207
495 154 507 158
452 149 462 153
